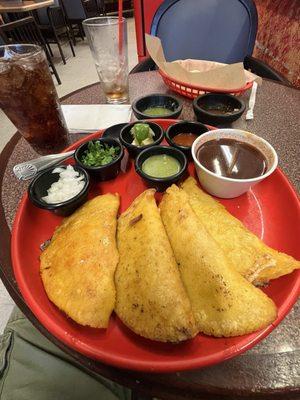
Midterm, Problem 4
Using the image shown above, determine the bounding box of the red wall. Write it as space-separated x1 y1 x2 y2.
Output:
253 0 299 87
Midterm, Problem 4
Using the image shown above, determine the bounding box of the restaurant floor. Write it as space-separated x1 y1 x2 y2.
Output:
0 18 138 333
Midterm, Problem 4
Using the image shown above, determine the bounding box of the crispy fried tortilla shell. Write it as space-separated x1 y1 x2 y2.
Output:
160 185 277 337
181 177 300 284
40 193 119 328
115 189 197 342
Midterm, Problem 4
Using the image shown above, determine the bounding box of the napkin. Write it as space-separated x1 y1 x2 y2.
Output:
61 105 132 131
246 81 258 120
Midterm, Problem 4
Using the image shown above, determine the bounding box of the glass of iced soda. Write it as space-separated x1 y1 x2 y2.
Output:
0 44 69 154
82 17 129 104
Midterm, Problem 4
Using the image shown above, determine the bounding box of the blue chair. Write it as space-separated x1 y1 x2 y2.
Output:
132 0 289 83
151 0 257 64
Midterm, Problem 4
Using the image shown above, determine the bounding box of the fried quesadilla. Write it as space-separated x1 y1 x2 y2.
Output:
181 177 300 284
160 185 277 337
115 189 197 342
40 193 119 328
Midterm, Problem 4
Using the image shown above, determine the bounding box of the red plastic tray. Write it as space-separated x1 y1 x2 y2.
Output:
159 69 253 99
11 119 300 372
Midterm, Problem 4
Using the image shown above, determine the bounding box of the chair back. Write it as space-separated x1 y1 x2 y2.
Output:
60 0 86 20
151 0 258 63
0 17 46 46
0 16 61 84
36 9 49 26
36 0 60 25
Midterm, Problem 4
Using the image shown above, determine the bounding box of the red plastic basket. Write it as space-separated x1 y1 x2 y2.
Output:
159 69 253 99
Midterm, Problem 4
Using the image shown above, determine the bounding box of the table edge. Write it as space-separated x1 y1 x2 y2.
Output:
0 0 54 12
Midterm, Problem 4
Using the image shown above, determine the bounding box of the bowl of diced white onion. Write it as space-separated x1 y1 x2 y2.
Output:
28 164 90 216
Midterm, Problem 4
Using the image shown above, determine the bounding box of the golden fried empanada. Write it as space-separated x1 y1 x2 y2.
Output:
115 189 197 342
181 177 300 284
40 193 119 328
160 185 277 337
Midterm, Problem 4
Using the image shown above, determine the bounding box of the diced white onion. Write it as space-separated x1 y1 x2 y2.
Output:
42 165 85 204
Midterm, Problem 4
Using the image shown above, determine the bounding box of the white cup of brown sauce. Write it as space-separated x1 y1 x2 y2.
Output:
191 129 278 198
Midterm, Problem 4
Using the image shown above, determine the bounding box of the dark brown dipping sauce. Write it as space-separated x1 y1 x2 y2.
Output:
201 103 236 115
173 133 198 147
197 138 268 179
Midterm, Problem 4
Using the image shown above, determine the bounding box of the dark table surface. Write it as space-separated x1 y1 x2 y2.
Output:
0 71 299 400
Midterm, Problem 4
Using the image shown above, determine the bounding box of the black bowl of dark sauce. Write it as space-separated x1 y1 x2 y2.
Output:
193 93 245 125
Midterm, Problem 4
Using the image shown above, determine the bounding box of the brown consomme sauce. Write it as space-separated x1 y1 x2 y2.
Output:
173 133 198 147
197 138 268 179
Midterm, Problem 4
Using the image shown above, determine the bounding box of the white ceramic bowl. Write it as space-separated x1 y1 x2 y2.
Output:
191 129 278 198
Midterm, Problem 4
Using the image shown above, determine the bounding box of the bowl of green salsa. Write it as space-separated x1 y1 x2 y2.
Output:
132 93 183 120
135 145 187 192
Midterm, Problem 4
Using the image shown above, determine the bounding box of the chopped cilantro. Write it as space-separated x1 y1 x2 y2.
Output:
81 141 119 167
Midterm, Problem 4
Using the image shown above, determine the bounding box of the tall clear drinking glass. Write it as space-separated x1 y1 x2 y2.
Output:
83 17 129 104
0 44 69 155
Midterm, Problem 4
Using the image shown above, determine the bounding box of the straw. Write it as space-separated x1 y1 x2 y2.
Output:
118 0 123 54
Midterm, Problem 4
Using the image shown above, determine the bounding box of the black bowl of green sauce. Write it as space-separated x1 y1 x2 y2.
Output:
135 145 187 192
132 93 183 120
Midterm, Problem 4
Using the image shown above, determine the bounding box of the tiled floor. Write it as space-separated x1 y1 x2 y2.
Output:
0 18 138 333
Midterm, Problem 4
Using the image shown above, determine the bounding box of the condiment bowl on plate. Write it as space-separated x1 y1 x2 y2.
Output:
120 121 164 158
74 137 124 180
102 123 127 141
135 145 188 192
193 93 245 125
132 93 183 120
191 129 278 198
165 121 209 157
28 165 90 217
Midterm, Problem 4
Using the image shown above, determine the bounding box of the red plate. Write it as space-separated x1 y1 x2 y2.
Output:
11 119 300 373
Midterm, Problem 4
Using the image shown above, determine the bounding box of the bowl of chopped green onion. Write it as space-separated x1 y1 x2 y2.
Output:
74 137 124 181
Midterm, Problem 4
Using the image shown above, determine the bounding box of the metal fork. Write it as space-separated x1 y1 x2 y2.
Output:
13 150 75 181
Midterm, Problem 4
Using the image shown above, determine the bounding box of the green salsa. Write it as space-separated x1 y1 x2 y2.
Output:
142 154 181 178
143 106 172 116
